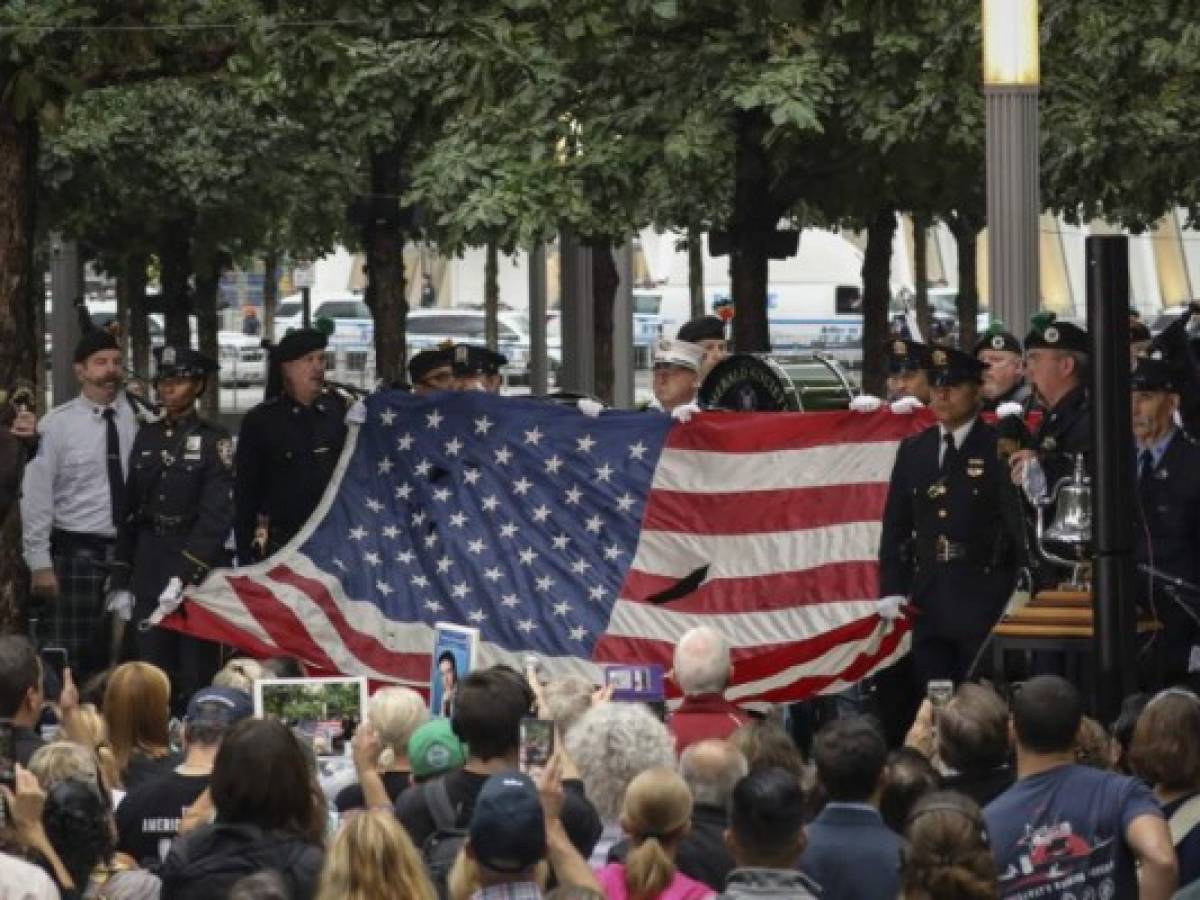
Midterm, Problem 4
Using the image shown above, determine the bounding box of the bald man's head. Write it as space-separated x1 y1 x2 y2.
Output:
680 739 748 809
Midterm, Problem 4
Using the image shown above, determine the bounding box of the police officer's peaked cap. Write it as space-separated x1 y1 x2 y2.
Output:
273 328 327 363
1131 354 1178 393
677 315 726 344
153 345 217 379
1024 313 1089 354
926 345 986 387
886 338 933 374
408 347 453 382
74 329 120 364
973 322 1022 356
653 339 704 372
452 344 508 377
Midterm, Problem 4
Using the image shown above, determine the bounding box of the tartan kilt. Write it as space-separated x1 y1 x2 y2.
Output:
43 545 115 677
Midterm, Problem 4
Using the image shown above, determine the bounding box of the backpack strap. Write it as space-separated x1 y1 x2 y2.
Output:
424 776 459 832
1169 794 1200 846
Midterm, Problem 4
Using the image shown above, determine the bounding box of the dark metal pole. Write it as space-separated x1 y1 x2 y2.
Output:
1086 235 1137 722
301 285 312 329
529 243 548 396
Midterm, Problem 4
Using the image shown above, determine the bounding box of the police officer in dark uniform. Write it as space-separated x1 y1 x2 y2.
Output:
1130 354 1200 684
234 328 349 562
974 325 1034 412
409 347 455 395
451 344 508 394
878 346 1027 686
1010 316 1091 498
109 346 232 708
885 338 934 404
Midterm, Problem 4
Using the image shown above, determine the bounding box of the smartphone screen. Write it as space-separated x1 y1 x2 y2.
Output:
927 679 954 708
0 720 16 787
519 718 554 774
40 647 67 683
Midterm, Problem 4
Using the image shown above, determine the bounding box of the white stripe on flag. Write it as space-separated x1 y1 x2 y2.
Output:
652 441 900 493
629 521 882 579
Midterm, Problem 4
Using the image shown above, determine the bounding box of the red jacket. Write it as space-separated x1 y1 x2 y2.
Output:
669 692 750 753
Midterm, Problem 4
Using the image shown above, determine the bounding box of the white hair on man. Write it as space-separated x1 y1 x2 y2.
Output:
565 702 676 822
673 626 732 696
367 685 428 767
678 739 748 810
541 675 594 737
212 657 264 695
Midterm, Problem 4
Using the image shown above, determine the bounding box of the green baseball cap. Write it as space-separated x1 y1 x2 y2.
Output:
408 718 468 779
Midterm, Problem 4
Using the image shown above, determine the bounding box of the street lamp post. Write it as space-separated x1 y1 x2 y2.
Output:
983 0 1040 331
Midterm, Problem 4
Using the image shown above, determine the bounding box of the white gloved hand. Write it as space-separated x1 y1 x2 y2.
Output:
1021 456 1048 503
995 401 1025 419
890 396 925 415
105 590 134 622
346 400 368 425
577 398 604 418
875 595 906 621
850 394 883 413
670 402 702 423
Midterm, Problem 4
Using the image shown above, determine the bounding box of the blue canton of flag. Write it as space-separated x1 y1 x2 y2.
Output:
306 392 672 660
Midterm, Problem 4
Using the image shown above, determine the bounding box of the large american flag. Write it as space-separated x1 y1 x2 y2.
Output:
169 392 927 702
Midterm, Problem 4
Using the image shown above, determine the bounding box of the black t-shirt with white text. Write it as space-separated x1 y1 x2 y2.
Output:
116 770 210 867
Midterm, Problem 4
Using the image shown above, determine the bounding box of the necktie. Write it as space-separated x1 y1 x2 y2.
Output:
941 433 957 474
103 407 124 527
1138 448 1154 485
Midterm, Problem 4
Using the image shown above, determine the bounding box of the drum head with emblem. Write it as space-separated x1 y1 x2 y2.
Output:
697 354 800 412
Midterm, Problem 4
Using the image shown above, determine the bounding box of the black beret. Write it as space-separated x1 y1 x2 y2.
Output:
74 329 120 364
886 338 933 373
974 325 1022 356
408 347 453 382
1131 355 1178 393
452 344 508 377
1024 317 1089 354
153 345 217 379
927 345 985 386
677 315 726 344
273 328 327 363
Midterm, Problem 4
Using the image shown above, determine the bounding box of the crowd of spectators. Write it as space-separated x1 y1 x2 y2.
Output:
3 625 1200 900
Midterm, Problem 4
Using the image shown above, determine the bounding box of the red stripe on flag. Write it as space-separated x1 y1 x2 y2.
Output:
666 408 931 452
619 561 880 614
749 621 910 703
267 565 432 683
223 575 343 674
159 597 284 660
641 483 890 535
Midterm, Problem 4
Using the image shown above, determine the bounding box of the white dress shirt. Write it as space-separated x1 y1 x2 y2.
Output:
21 392 139 569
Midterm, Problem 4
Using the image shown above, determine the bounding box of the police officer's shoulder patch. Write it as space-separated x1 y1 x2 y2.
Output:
216 438 234 470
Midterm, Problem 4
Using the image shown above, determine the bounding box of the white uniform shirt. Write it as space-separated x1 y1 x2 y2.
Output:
21 392 140 569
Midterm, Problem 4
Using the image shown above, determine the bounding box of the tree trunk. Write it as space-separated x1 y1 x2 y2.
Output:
484 240 499 351
0 105 39 633
363 146 408 386
590 241 618 406
125 254 150 379
687 227 704 319
193 252 222 420
0 108 39 401
262 249 278 342
862 209 897 398
913 213 933 342
158 218 192 346
948 214 981 351
729 112 775 353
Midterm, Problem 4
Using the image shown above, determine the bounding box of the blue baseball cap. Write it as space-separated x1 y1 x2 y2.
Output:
186 686 253 726
469 772 546 873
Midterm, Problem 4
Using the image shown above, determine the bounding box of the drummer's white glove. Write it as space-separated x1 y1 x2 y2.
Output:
671 401 702 423
157 577 184 618
995 401 1025 419
346 400 367 425
876 595 906 620
890 396 925 415
1020 455 1048 503
105 590 134 622
850 394 883 413
577 398 604 418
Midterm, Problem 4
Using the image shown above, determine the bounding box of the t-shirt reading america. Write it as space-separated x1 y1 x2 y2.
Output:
984 763 1162 900
115 769 210 867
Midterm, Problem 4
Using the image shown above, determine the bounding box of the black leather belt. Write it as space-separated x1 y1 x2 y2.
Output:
146 515 194 536
918 535 992 567
50 529 115 555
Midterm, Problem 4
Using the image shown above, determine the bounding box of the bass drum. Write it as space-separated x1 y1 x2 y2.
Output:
697 354 801 412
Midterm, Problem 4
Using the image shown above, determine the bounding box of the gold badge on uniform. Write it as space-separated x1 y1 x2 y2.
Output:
932 349 947 366
185 434 203 461
966 457 985 478
216 438 234 470
1041 436 1057 452
927 482 947 499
